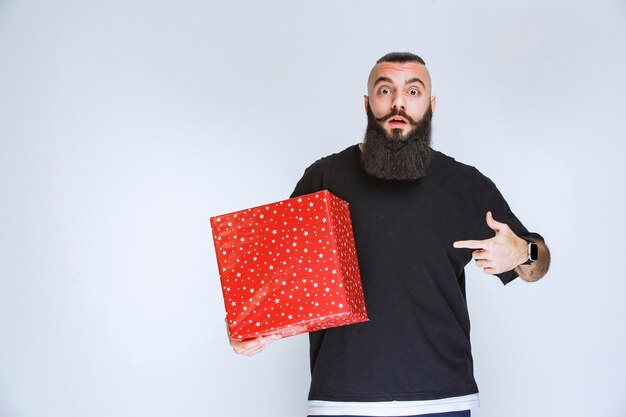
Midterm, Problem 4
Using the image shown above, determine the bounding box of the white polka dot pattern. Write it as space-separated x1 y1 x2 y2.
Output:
210 190 368 340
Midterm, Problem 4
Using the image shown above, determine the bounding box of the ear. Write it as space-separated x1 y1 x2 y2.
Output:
363 95 369 113
430 95 437 114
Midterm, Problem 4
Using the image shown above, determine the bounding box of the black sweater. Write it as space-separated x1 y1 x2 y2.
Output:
291 145 535 402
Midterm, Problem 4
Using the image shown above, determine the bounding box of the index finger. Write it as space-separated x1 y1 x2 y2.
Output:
453 239 487 249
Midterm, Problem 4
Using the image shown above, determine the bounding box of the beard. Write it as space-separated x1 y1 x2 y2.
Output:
360 104 434 181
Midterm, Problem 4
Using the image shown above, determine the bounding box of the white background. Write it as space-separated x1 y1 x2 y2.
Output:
1 1 625 416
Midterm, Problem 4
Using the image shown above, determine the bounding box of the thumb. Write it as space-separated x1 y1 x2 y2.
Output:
486 211 504 232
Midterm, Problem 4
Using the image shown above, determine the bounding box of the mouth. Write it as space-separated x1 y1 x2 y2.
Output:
387 116 409 129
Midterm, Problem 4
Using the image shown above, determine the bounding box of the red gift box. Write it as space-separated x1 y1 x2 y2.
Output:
210 190 368 340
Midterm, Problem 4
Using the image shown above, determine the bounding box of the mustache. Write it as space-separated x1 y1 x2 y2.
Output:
375 108 419 126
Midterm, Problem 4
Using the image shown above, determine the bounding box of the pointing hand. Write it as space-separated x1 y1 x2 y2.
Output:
453 211 527 275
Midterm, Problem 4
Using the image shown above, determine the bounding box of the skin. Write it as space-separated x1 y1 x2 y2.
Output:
453 212 551 282
227 321 281 356
228 60 551 356
364 61 437 136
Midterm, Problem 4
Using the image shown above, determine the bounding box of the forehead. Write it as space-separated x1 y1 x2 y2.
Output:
367 61 432 93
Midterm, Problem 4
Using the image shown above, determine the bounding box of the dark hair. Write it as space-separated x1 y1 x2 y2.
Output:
376 52 426 66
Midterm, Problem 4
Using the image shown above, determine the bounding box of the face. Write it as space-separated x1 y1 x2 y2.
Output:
365 61 436 137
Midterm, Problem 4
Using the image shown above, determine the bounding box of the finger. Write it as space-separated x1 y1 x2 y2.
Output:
230 337 260 352
245 343 272 356
233 340 264 355
243 336 280 355
230 340 250 355
475 259 490 268
472 249 488 260
239 344 265 356
232 334 280 355
483 266 497 275
486 211 506 232
453 239 488 249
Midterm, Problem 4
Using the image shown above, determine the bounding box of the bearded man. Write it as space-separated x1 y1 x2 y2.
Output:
229 52 551 417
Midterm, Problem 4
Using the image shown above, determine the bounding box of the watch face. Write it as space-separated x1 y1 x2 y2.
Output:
529 242 539 261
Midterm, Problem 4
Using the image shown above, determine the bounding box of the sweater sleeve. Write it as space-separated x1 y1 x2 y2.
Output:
475 183 543 285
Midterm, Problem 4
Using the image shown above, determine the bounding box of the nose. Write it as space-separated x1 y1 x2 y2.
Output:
391 92 405 111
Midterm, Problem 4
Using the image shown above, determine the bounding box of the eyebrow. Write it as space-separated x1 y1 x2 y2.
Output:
373 76 425 89
405 77 425 88
373 76 393 87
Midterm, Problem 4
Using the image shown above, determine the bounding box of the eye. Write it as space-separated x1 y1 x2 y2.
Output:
378 87 391 95
408 88 420 96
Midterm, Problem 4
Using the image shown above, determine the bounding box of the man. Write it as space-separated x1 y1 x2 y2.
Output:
229 52 550 417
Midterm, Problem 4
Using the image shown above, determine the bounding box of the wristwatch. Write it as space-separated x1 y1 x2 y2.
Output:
522 239 539 265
